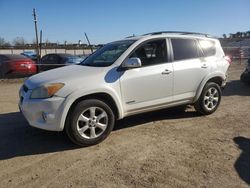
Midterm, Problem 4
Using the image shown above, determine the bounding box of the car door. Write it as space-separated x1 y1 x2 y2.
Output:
43 54 60 70
120 39 173 113
40 54 50 71
170 38 210 102
51 55 62 69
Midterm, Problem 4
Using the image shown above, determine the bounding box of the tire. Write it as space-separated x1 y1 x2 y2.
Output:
194 82 222 115
65 99 115 146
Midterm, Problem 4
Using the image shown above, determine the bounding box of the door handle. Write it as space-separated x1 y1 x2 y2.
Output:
162 69 172 75
201 64 208 68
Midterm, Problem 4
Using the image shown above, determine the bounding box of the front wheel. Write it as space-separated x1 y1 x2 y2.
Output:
65 99 115 146
194 82 222 115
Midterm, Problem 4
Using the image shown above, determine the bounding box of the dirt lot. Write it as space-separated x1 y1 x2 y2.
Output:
0 63 249 188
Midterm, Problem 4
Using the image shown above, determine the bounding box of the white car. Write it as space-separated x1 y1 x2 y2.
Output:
19 31 230 146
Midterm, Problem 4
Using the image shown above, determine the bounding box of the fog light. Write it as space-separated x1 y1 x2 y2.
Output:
42 112 47 121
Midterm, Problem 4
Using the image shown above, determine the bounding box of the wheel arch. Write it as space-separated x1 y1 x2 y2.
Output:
60 91 122 131
193 73 225 103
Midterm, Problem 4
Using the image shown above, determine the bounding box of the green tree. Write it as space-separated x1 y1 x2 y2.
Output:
247 31 250 37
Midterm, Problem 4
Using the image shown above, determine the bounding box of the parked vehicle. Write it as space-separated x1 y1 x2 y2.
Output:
21 51 38 62
240 58 250 83
19 31 230 146
38 53 84 72
0 54 37 78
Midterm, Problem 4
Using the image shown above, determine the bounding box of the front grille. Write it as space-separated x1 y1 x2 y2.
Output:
23 84 29 92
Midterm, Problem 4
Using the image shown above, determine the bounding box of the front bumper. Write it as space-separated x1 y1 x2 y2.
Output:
19 86 66 131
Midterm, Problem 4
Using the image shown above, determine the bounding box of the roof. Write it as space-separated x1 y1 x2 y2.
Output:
0 54 28 59
124 31 217 41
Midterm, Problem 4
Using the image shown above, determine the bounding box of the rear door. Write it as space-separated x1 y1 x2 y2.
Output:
170 38 209 101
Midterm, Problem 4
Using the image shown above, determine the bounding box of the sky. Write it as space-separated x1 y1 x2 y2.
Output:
0 0 250 44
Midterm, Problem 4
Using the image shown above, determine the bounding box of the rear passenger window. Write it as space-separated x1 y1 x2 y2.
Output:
199 40 216 57
171 38 202 61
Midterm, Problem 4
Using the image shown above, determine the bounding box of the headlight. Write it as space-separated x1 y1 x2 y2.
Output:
30 83 64 99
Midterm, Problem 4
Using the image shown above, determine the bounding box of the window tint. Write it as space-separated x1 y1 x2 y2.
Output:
199 40 216 57
41 55 49 64
41 55 48 61
130 39 168 66
171 38 202 61
47 55 60 64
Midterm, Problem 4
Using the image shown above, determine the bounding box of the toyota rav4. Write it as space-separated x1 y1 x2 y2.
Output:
19 31 230 146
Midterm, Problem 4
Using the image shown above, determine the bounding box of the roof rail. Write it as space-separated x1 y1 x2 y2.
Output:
125 35 136 38
143 31 212 38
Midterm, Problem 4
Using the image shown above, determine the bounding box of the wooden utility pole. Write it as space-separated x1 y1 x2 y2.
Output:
39 30 42 57
32 8 40 62
84 32 93 53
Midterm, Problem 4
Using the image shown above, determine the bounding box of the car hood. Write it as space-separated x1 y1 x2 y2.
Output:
25 65 105 90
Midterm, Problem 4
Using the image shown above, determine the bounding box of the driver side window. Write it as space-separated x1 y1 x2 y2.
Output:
130 39 168 66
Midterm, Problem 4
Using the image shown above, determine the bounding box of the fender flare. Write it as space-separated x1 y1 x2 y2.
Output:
193 72 226 103
58 88 124 130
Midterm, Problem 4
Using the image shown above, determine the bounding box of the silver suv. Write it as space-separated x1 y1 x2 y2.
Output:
19 31 230 146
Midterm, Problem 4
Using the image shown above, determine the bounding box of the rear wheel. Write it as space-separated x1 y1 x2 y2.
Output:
65 99 115 146
194 82 221 115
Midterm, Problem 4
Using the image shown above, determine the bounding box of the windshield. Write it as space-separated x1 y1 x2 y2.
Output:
80 40 135 67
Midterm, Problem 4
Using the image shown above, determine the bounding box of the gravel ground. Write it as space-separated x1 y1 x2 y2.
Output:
0 63 249 188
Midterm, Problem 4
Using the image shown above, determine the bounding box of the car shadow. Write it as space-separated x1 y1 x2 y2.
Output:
0 107 199 160
0 112 78 160
233 136 250 185
223 80 250 96
114 106 199 131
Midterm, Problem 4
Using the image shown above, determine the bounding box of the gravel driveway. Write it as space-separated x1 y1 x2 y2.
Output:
0 63 249 188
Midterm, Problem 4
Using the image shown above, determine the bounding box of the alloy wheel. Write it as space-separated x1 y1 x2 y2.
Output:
76 107 108 139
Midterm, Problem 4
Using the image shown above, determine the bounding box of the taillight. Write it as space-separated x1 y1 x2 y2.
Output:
224 56 231 64
15 60 33 69
20 63 32 69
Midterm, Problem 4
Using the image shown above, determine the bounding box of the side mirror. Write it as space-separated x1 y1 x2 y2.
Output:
122 57 142 68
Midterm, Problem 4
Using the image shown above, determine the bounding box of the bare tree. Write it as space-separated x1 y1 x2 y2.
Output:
32 38 37 44
44 39 50 46
0 37 11 47
4 42 11 47
222 34 227 39
0 37 6 46
13 37 26 46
